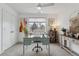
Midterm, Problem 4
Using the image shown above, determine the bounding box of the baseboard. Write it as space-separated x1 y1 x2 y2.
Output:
62 46 79 56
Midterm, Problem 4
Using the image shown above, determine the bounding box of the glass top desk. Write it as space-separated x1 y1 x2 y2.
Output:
23 35 50 56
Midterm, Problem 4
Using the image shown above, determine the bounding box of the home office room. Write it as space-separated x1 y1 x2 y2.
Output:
0 0 79 57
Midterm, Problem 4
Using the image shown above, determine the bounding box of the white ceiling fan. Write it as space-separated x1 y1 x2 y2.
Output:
37 3 55 7
36 3 55 13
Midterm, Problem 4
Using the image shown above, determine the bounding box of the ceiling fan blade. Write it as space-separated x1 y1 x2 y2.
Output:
39 3 55 7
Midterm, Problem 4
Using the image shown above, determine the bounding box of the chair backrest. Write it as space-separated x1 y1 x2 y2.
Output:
23 37 49 45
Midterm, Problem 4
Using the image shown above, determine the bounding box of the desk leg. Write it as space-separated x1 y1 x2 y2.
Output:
48 44 50 56
23 44 25 56
46 45 48 49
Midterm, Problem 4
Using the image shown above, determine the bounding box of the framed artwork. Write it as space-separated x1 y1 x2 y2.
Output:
28 18 46 35
70 15 79 33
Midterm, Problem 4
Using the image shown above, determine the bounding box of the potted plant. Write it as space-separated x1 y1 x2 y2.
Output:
61 28 66 36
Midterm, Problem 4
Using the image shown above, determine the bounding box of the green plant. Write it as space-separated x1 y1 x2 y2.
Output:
62 28 66 32
24 28 28 34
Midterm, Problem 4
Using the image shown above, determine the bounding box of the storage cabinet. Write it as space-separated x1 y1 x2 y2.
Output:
59 35 79 55
70 38 79 54
65 37 70 48
61 36 65 46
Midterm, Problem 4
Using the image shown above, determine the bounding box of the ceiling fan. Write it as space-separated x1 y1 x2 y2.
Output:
37 3 55 7
36 3 55 13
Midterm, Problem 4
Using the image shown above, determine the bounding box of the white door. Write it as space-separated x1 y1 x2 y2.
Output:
9 15 17 45
3 10 17 51
0 8 2 53
3 10 12 51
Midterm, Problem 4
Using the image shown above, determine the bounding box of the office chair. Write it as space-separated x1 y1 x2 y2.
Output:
32 40 43 53
32 35 45 53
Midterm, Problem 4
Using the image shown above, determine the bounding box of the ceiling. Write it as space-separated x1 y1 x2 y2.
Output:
6 3 79 15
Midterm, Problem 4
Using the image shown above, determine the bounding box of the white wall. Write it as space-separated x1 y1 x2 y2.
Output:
0 4 19 54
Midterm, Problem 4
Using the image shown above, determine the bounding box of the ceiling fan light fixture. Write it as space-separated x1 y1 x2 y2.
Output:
37 3 42 10
37 6 41 10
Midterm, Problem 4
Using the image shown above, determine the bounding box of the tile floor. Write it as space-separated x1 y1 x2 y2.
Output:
0 43 72 56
